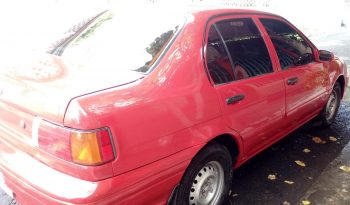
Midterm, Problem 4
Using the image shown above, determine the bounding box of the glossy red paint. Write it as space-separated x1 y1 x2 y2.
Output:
0 8 348 205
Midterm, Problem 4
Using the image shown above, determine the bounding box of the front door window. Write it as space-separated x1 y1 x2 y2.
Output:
260 18 313 70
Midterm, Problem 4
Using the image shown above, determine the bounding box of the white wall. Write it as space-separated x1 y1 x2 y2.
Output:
0 0 347 53
191 0 346 37
268 0 345 37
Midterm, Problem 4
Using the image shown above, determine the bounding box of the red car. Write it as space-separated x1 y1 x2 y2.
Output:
0 8 348 205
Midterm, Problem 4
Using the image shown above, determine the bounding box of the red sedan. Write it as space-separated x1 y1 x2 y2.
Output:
0 8 348 205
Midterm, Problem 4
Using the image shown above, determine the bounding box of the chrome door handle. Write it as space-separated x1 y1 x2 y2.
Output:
287 77 298 85
226 94 245 105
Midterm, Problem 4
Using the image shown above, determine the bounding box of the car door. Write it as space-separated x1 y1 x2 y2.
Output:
259 17 330 123
204 15 286 158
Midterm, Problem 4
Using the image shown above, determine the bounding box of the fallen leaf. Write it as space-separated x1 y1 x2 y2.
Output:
329 136 337 141
295 160 306 167
312 137 326 144
312 137 322 143
284 180 294 185
268 174 277 180
302 200 311 205
339 165 350 173
283 201 291 205
303 148 311 153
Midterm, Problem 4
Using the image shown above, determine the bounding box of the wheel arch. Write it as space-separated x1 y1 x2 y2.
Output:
169 133 241 205
177 132 243 183
336 75 346 99
207 133 241 165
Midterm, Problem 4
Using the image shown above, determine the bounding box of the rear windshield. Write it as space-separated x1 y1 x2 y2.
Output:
58 10 184 73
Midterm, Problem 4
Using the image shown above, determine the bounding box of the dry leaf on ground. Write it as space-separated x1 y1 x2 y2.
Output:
284 180 294 185
339 165 350 173
295 160 306 167
301 200 311 205
303 148 311 153
312 137 326 144
268 174 276 180
312 137 322 143
329 136 337 141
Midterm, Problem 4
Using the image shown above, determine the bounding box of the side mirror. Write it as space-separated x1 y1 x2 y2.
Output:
319 50 334 61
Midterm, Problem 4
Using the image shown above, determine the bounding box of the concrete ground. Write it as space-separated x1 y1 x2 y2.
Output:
229 101 350 205
300 141 350 205
1 30 350 205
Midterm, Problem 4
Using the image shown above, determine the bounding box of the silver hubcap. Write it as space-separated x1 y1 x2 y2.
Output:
189 161 224 205
325 91 338 121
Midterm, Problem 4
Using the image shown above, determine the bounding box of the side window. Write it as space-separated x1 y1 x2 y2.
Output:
206 18 273 84
260 18 313 70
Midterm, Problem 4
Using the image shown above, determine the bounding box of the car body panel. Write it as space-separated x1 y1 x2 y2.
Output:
203 14 287 159
0 53 143 124
281 63 329 118
63 17 224 175
0 8 348 205
325 56 348 95
256 16 330 120
215 75 286 158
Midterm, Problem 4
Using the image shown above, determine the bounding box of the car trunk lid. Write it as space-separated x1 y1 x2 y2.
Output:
0 52 142 143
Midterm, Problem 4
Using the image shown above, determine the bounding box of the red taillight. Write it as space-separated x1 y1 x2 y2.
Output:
97 129 114 162
38 120 115 165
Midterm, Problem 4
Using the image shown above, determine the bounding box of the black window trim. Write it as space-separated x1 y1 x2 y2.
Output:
205 11 317 50
212 23 237 80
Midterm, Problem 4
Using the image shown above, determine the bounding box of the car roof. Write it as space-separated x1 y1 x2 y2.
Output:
186 6 281 18
107 3 282 20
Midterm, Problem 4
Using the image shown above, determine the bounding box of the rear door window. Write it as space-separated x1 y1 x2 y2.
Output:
206 18 273 84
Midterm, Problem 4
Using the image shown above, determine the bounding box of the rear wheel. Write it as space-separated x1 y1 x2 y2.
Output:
319 82 341 126
175 143 233 205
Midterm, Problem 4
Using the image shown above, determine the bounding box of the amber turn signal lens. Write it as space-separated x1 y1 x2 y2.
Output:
38 119 114 165
71 132 103 165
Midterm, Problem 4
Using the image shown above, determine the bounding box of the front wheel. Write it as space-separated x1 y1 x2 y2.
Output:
175 143 233 205
319 82 341 126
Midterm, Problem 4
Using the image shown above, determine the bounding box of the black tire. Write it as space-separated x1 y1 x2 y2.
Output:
319 82 341 126
175 143 233 205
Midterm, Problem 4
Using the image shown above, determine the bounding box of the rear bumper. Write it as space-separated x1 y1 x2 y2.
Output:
0 137 196 205
0 138 96 205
